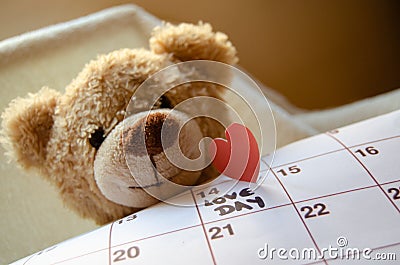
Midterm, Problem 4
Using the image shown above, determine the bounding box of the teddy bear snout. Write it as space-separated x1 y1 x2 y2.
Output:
94 109 204 208
122 112 179 159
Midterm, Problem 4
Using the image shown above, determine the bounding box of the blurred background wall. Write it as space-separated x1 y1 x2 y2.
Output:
1 0 399 109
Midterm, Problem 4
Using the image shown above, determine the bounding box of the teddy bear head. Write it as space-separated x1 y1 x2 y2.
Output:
1 22 238 224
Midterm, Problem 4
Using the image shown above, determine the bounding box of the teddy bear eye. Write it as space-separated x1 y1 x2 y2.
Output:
89 127 106 150
159 95 172 109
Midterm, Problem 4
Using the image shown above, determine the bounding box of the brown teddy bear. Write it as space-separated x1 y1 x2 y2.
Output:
0 22 238 225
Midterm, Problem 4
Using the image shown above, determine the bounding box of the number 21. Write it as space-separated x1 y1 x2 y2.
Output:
208 224 234 240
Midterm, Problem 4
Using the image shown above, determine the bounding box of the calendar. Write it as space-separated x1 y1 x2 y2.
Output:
12 110 400 264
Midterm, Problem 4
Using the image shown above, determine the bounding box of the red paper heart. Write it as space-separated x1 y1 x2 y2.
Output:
209 123 260 183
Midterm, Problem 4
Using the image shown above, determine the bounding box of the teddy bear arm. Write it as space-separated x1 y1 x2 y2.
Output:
1 87 59 171
150 22 238 64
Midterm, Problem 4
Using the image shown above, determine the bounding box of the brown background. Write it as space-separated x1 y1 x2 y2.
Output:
1 0 399 109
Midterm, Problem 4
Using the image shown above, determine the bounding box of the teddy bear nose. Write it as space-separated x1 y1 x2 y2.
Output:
94 109 205 207
123 112 180 157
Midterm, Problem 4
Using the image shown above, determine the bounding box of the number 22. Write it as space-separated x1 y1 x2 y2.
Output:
387 187 400 200
300 203 330 219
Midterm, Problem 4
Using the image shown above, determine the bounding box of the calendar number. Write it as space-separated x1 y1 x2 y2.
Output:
387 187 400 200
354 146 379 157
209 224 234 240
117 214 137 224
113 246 140 262
197 187 220 198
300 203 330 219
276 165 301 176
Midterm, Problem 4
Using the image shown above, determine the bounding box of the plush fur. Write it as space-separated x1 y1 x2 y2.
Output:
1 22 238 225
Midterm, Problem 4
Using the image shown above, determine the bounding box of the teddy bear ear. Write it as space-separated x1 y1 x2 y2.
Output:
150 22 239 64
1 87 60 171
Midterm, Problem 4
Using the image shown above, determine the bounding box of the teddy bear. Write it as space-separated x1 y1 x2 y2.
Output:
0 22 238 225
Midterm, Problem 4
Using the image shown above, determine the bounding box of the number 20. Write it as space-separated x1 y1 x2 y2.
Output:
113 246 140 262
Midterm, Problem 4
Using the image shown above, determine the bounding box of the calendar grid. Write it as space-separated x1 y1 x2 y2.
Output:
271 168 329 265
381 179 400 186
345 135 399 149
53 247 108 265
190 190 217 265
257 124 398 264
266 135 399 170
66 172 399 265
108 222 114 265
326 133 400 214
46 202 298 264
192 178 400 228
109 224 200 249
13 111 400 265
103 129 399 265
196 178 400 226
267 148 344 169
54 223 215 264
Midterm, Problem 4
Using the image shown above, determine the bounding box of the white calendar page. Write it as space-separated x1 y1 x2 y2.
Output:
12 110 400 264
